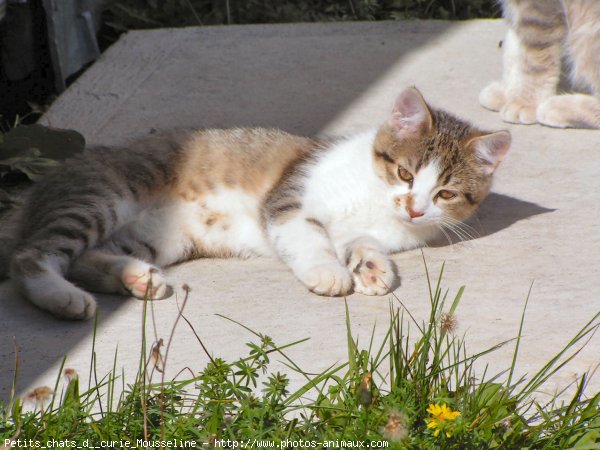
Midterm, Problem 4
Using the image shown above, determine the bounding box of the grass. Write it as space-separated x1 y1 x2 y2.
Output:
1 261 599 448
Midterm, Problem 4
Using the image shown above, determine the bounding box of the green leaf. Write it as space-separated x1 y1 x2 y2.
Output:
568 429 600 449
0 124 85 162
4 157 60 181
0 188 14 204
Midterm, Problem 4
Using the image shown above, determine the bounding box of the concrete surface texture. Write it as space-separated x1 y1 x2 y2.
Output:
1 20 599 405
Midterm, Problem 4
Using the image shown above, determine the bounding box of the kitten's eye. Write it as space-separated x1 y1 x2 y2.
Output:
437 190 456 200
397 166 413 184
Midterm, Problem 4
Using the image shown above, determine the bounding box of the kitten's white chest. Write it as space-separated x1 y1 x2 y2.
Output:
302 130 434 253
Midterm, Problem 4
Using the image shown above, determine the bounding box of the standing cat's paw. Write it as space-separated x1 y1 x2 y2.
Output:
349 250 396 296
536 98 570 128
500 100 538 124
300 264 353 297
121 261 170 300
479 81 506 111
536 95 600 129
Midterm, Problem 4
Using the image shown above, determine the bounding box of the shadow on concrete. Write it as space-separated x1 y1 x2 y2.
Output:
2 21 464 399
429 193 555 246
46 22 460 145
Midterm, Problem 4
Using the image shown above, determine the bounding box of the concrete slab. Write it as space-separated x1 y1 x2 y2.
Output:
1 20 599 405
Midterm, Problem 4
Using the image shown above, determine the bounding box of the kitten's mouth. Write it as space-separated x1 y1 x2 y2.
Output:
398 215 423 226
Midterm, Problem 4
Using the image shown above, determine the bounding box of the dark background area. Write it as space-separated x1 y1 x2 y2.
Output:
0 0 500 129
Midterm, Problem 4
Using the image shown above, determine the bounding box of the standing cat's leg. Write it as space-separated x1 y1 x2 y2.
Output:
500 23 564 124
341 237 397 296
536 4 600 129
68 249 169 299
480 1 566 124
479 80 506 113
267 215 352 296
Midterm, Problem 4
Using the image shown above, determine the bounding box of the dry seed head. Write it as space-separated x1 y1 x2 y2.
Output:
381 409 409 441
206 434 218 446
24 386 54 409
500 417 512 431
440 312 458 335
151 338 165 373
63 368 78 382
359 372 373 407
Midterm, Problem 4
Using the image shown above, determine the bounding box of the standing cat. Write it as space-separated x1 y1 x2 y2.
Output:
0 87 510 320
479 0 600 129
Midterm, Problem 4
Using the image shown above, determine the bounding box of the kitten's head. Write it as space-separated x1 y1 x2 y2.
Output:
373 87 510 227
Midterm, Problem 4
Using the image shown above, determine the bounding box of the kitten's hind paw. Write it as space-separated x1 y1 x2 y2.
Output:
300 264 353 297
57 290 97 320
349 250 396 296
26 282 97 320
122 262 170 300
479 81 506 111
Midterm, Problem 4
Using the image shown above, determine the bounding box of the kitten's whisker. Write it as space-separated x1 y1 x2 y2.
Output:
435 225 454 247
437 218 479 247
440 216 480 242
443 215 480 236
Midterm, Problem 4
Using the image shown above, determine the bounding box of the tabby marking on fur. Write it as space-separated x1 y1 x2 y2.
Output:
480 0 600 129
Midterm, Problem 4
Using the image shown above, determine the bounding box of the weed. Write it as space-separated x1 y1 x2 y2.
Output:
0 262 598 448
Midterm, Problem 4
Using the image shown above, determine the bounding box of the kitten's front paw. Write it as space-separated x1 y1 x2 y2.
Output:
349 250 396 296
500 100 537 124
479 81 506 111
300 264 353 297
122 261 170 300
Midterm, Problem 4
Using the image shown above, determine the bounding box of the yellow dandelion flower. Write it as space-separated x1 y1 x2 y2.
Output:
426 403 460 437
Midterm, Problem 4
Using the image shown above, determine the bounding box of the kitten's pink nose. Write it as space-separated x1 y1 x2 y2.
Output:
407 207 425 219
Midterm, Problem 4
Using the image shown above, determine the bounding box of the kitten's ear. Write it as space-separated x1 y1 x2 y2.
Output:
390 87 433 138
468 131 511 175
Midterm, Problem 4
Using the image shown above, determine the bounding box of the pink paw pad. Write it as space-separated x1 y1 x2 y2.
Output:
350 251 395 296
121 266 167 300
365 261 378 283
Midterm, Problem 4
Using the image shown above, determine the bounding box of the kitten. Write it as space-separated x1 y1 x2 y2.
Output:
0 87 510 320
479 0 600 129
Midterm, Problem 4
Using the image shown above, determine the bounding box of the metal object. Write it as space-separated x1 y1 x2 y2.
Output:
42 0 102 91
1 0 102 91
